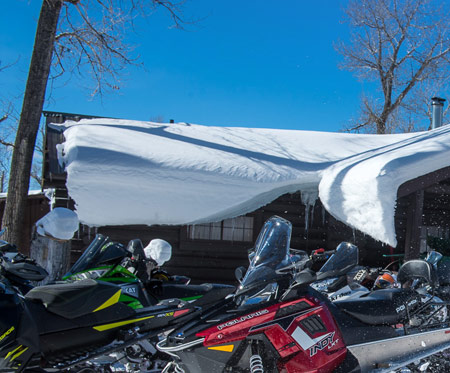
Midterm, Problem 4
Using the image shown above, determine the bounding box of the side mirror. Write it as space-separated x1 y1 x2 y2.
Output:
295 268 317 285
235 266 247 283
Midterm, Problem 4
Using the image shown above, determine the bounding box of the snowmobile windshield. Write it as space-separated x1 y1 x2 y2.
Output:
64 234 129 278
317 242 358 278
236 216 292 297
425 251 443 268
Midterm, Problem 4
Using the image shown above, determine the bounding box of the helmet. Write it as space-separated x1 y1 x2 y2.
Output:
373 273 397 289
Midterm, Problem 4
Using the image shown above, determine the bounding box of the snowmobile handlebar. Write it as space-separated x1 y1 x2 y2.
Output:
310 248 336 262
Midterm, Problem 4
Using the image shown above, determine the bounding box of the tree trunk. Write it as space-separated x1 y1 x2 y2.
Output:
1 0 62 248
30 233 71 285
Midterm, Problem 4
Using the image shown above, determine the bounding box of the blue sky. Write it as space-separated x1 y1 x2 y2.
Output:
1 0 365 132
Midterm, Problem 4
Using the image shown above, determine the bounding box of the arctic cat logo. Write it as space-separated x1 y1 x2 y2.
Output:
123 286 137 295
100 242 114 252
217 309 269 331
396 299 418 314
0 326 14 342
309 331 338 357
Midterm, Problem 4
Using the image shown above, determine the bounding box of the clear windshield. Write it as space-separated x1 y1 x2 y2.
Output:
64 234 129 278
318 242 358 275
236 216 292 296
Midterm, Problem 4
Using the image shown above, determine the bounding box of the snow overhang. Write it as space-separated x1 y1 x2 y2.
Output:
51 118 450 247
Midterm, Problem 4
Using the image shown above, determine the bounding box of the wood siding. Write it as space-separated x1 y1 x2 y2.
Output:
0 194 50 255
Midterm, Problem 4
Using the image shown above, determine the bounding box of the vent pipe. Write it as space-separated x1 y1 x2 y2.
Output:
431 97 446 129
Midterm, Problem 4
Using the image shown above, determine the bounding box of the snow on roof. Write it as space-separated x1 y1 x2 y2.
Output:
52 118 450 247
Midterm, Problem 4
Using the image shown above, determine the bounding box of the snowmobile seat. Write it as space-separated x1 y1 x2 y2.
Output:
25 279 123 319
153 283 235 307
334 288 421 325
397 259 438 289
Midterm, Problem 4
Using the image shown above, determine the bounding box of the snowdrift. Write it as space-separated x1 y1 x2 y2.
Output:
52 118 450 247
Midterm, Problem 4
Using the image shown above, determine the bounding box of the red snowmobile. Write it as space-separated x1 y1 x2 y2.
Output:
157 215 450 372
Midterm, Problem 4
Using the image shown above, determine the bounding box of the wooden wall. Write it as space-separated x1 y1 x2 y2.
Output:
80 192 400 284
0 193 50 255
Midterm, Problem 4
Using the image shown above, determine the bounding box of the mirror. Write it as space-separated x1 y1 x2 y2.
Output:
235 266 247 283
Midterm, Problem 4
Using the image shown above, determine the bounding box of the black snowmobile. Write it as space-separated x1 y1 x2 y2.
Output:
63 234 235 309
0 234 233 372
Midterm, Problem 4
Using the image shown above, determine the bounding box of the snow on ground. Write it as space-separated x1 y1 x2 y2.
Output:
52 118 450 247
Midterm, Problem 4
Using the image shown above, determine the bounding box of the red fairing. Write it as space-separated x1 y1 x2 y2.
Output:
197 296 347 373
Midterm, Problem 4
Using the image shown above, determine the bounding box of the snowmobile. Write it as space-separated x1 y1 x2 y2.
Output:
63 234 235 309
313 248 449 328
0 238 48 295
0 234 235 372
157 215 450 373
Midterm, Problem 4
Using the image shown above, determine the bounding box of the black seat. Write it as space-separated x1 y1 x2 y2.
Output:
26 279 123 319
153 283 235 306
397 259 438 288
335 288 421 325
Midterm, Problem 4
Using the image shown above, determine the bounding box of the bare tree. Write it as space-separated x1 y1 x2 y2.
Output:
2 0 187 248
337 0 450 134
0 62 19 194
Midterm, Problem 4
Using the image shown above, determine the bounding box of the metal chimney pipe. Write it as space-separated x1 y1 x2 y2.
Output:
431 97 446 129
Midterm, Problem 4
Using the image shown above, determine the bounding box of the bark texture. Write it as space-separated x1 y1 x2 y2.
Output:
30 233 71 284
2 0 62 248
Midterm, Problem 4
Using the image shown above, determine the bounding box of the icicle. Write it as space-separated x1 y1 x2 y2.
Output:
231 218 236 242
301 189 319 233
44 188 56 209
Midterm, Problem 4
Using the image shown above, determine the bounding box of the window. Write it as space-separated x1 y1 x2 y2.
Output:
188 216 254 242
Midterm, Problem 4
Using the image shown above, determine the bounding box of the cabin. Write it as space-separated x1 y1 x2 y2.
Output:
40 111 450 284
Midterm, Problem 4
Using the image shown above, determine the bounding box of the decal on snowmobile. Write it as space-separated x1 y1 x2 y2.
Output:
291 326 338 357
181 295 203 302
93 289 122 312
100 242 115 253
4 345 28 362
93 315 155 331
207 344 234 352
157 312 174 318
329 290 352 302
0 326 14 343
122 285 138 296
249 307 321 333
396 298 418 313
309 331 338 357
217 309 269 331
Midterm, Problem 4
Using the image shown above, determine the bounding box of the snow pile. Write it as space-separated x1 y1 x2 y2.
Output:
320 127 450 246
52 118 450 247
35 207 79 240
